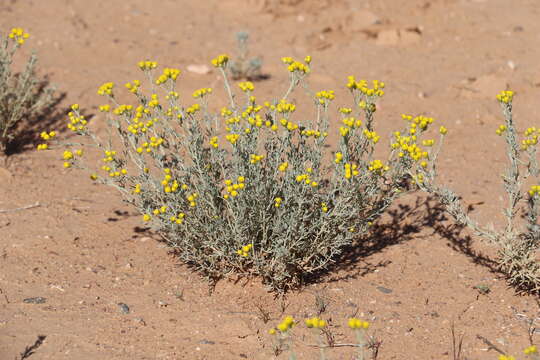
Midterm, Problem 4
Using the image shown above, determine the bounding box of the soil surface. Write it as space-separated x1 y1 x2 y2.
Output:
1 0 540 359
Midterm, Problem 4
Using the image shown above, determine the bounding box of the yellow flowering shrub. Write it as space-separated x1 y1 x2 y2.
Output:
418 90 540 294
38 54 443 291
0 27 55 154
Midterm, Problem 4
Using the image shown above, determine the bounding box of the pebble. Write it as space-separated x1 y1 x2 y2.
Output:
198 339 215 345
134 317 146 326
118 303 130 314
23 297 47 304
186 64 211 75
376 286 393 294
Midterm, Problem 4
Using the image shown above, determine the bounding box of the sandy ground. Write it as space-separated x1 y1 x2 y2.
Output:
1 0 540 359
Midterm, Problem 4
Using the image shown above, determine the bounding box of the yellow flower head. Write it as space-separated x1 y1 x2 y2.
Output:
211 54 229 68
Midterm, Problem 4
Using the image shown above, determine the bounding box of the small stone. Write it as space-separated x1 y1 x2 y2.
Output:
186 64 211 75
134 317 146 326
158 300 169 307
376 286 393 294
118 303 130 314
199 339 215 345
23 297 46 304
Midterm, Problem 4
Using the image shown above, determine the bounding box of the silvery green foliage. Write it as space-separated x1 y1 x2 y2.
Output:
59 59 436 292
0 30 54 153
418 95 540 294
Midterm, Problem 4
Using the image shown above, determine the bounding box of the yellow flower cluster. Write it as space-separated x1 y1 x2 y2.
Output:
209 136 219 148
211 54 229 68
161 169 183 193
279 118 298 131
102 150 116 162
274 197 283 208
192 87 212 98
133 184 141 194
136 137 165 153
522 127 540 150
296 168 318 187
342 117 362 129
273 316 295 333
99 104 110 112
339 107 353 114
276 99 296 114
363 129 380 143
97 82 114 96
246 115 264 128
148 94 160 107
368 160 389 175
335 152 343 163
439 126 448 135
315 90 335 105
347 77 385 97
250 154 264 164
67 111 88 132
281 57 310 74
138 60 158 71
340 126 350 137
305 317 326 328
8 27 29 45
238 81 255 92
300 129 326 138
529 185 540 197
62 149 83 168
169 212 185 225
344 163 359 179
321 202 328 212
166 91 179 100
221 107 233 117
347 318 370 329
422 139 435 146
113 104 133 115
498 356 516 360
225 133 240 145
236 243 253 257
152 205 168 216
127 106 153 135
496 90 514 104
124 80 141 94
524 345 537 355
278 161 288 172
401 114 434 134
186 192 199 207
36 130 57 150
223 176 246 199
186 103 200 114
155 67 180 85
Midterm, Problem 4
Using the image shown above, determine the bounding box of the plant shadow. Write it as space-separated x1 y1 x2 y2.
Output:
4 77 67 156
307 195 502 287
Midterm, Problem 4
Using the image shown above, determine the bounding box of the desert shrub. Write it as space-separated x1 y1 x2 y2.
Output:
417 91 540 294
227 31 263 81
38 55 442 291
0 27 55 154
